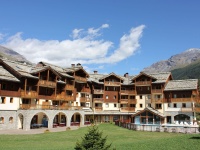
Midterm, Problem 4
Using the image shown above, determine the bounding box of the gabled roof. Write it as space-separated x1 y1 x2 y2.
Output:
38 62 74 79
148 72 171 83
132 106 165 118
88 73 105 84
66 66 89 78
132 72 157 80
99 72 124 81
164 79 198 91
0 66 20 82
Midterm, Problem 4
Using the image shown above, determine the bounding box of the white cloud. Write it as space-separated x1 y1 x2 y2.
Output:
0 33 6 41
1 24 145 68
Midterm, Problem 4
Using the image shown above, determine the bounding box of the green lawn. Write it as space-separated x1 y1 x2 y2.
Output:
0 123 200 150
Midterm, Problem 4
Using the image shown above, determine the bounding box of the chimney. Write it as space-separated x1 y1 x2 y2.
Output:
77 63 81 66
71 64 75 67
94 70 98 74
124 72 129 78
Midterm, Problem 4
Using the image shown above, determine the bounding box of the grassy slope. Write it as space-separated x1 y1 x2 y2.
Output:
0 124 200 150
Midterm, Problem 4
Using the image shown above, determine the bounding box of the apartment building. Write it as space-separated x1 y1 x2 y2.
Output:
0 58 199 131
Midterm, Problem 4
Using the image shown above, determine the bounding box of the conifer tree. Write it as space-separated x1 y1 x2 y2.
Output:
74 125 112 150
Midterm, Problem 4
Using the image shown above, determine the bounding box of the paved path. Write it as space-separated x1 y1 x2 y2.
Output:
0 126 87 135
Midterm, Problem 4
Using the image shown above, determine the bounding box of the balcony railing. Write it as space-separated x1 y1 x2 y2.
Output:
128 99 137 104
169 98 196 103
120 90 136 95
38 80 56 88
19 104 82 110
93 89 104 94
135 81 151 86
95 107 103 111
120 99 129 104
151 89 162 93
75 76 87 83
38 95 56 100
80 97 90 102
66 84 74 90
120 107 135 112
81 88 90 93
194 107 200 112
152 98 164 103
180 107 193 112
104 81 121 86
93 98 104 103
21 91 38 98
0 90 20 97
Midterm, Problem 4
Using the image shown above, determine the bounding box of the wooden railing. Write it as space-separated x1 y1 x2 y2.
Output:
104 81 121 86
66 84 74 90
194 107 200 112
128 99 137 104
20 104 82 110
120 107 135 112
95 107 103 111
151 89 162 93
21 91 38 98
93 89 104 94
0 90 20 97
120 99 129 104
180 107 193 112
81 88 90 93
38 95 56 100
80 97 90 102
135 81 151 86
93 98 104 103
75 76 87 82
170 98 196 103
152 98 164 103
38 80 56 87
120 90 136 95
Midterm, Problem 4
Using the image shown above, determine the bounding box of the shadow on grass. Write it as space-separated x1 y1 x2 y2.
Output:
189 137 200 140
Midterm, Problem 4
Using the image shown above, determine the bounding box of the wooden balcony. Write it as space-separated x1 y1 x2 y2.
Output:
80 97 90 102
21 91 38 98
152 98 164 103
81 88 90 93
38 95 56 100
66 95 74 101
120 90 136 95
169 98 196 103
0 90 20 97
151 89 162 93
95 107 103 111
19 104 82 110
75 76 87 83
120 107 135 112
128 99 137 104
180 107 193 112
194 107 200 112
66 84 74 90
93 98 104 103
120 99 129 104
135 81 151 86
104 81 121 86
38 80 56 88
93 89 104 94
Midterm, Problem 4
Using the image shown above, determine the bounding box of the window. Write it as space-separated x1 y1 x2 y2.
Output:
2 83 6 90
147 95 151 99
130 104 136 107
9 117 13 123
0 117 4 124
174 103 177 108
168 103 171 107
10 98 13 103
182 103 186 108
114 104 117 107
155 104 162 109
140 104 143 108
0 97 6 104
148 103 151 107
113 95 116 99
140 95 142 99
106 95 108 99
130 96 135 99
139 87 142 91
147 87 150 90
173 94 177 98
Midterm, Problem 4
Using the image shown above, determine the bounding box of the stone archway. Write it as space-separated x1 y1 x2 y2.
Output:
70 112 84 126
17 113 24 129
30 112 49 129
53 112 67 128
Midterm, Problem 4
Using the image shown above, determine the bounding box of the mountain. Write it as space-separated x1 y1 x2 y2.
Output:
143 48 200 73
0 45 32 64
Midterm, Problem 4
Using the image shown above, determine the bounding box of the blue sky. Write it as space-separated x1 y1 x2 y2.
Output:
0 0 200 75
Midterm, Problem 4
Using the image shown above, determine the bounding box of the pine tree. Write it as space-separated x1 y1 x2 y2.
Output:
74 125 112 150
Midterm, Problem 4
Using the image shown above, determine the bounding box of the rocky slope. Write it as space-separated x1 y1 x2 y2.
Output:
0 45 31 64
143 48 200 72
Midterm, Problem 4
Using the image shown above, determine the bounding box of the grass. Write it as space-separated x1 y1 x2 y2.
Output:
0 123 200 150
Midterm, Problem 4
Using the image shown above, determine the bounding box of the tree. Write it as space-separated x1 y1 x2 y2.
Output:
74 125 112 150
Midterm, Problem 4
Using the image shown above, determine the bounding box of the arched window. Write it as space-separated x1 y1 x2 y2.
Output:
9 117 13 123
0 117 4 124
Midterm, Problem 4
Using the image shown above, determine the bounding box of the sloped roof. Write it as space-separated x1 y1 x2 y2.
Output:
132 106 165 118
99 72 124 81
88 73 105 84
148 72 171 83
0 66 20 82
164 79 198 91
132 72 157 80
